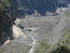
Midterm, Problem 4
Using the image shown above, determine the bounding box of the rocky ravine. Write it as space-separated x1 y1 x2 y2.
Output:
0 13 70 53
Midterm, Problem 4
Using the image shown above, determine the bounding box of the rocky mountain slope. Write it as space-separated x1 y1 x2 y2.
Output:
0 0 70 53
0 11 70 53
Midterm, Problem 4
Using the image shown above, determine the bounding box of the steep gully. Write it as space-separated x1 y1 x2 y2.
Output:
25 27 40 53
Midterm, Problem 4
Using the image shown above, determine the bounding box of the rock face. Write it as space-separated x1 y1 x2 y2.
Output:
0 0 13 45
0 0 25 46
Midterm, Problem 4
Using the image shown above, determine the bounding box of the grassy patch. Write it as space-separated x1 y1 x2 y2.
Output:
51 29 70 53
65 11 70 17
0 51 3 53
59 29 70 45
39 41 50 49
18 7 23 10
34 41 50 53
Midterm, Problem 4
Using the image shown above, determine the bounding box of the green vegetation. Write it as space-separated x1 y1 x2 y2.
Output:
0 0 10 9
0 0 11 6
0 0 24 46
0 51 3 53
65 11 70 17
0 0 13 46
18 6 24 10
39 41 50 49
18 7 23 10
50 29 70 53
34 41 50 53
58 29 70 47
0 0 11 13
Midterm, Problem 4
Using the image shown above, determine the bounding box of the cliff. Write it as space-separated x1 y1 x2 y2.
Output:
0 0 13 45
0 0 24 46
